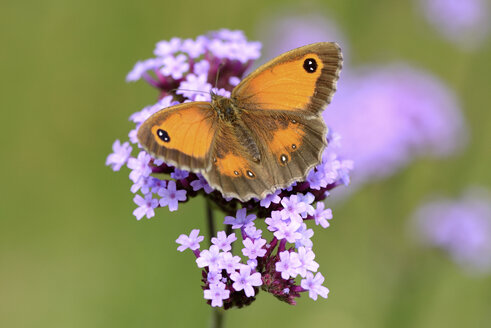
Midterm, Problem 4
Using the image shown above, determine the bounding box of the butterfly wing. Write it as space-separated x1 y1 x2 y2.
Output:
137 102 217 171
240 111 327 190
232 42 342 116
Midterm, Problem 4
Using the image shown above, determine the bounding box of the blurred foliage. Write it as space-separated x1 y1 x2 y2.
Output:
1 0 490 327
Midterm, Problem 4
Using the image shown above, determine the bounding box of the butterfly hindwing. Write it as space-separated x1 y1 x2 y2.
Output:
232 42 342 116
240 111 327 190
137 102 218 171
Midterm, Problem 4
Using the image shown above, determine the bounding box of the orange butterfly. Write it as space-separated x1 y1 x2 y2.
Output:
137 42 342 201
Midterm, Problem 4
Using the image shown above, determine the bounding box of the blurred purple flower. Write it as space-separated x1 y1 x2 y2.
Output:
256 11 349 64
418 0 490 49
412 188 491 273
324 64 467 189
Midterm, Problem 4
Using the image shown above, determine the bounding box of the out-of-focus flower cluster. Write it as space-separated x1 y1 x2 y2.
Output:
412 188 491 273
417 0 490 50
106 30 353 308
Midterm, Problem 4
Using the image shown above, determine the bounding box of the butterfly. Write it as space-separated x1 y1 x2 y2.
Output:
137 42 343 201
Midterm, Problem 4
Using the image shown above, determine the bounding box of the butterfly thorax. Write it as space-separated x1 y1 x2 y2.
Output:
211 93 261 163
211 93 240 122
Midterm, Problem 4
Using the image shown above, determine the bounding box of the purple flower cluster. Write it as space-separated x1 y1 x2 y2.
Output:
412 188 491 273
417 0 490 50
177 189 335 307
107 30 353 308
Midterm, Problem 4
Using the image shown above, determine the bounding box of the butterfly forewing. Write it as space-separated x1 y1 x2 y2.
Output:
137 102 218 171
232 42 342 116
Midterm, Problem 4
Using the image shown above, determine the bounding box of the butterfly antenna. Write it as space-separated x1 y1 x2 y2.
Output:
170 88 210 95
214 62 226 91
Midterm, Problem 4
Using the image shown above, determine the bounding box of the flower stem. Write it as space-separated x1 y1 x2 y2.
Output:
206 200 216 246
211 307 225 328
205 200 225 328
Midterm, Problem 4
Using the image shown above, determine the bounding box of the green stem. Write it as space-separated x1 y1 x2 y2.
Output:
206 200 225 328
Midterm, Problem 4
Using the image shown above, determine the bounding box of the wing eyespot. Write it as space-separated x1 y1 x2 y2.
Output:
156 129 170 142
303 58 317 73
280 154 289 165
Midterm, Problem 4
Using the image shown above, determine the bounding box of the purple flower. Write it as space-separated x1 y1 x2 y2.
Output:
126 58 163 82
132 194 159 220
127 151 152 183
154 37 181 57
295 247 319 277
273 220 302 244
211 231 237 252
150 177 167 194
412 188 491 272
193 60 210 76
106 140 132 171
280 195 307 223
244 225 262 240
196 245 222 272
313 202 333 228
301 272 329 300
224 208 256 229
204 282 230 307
275 251 301 280
242 238 267 259
230 266 262 297
247 259 258 269
176 229 204 252
418 0 490 49
158 181 187 212
190 174 214 194
170 168 189 180
207 271 222 285
265 210 284 232
181 37 206 58
161 54 190 79
260 190 281 208
297 193 315 218
176 73 211 100
295 224 314 249
219 252 241 274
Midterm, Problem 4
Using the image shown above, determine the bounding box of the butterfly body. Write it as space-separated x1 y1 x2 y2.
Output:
138 42 343 201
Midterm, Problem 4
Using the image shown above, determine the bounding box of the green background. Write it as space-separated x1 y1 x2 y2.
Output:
1 0 490 327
